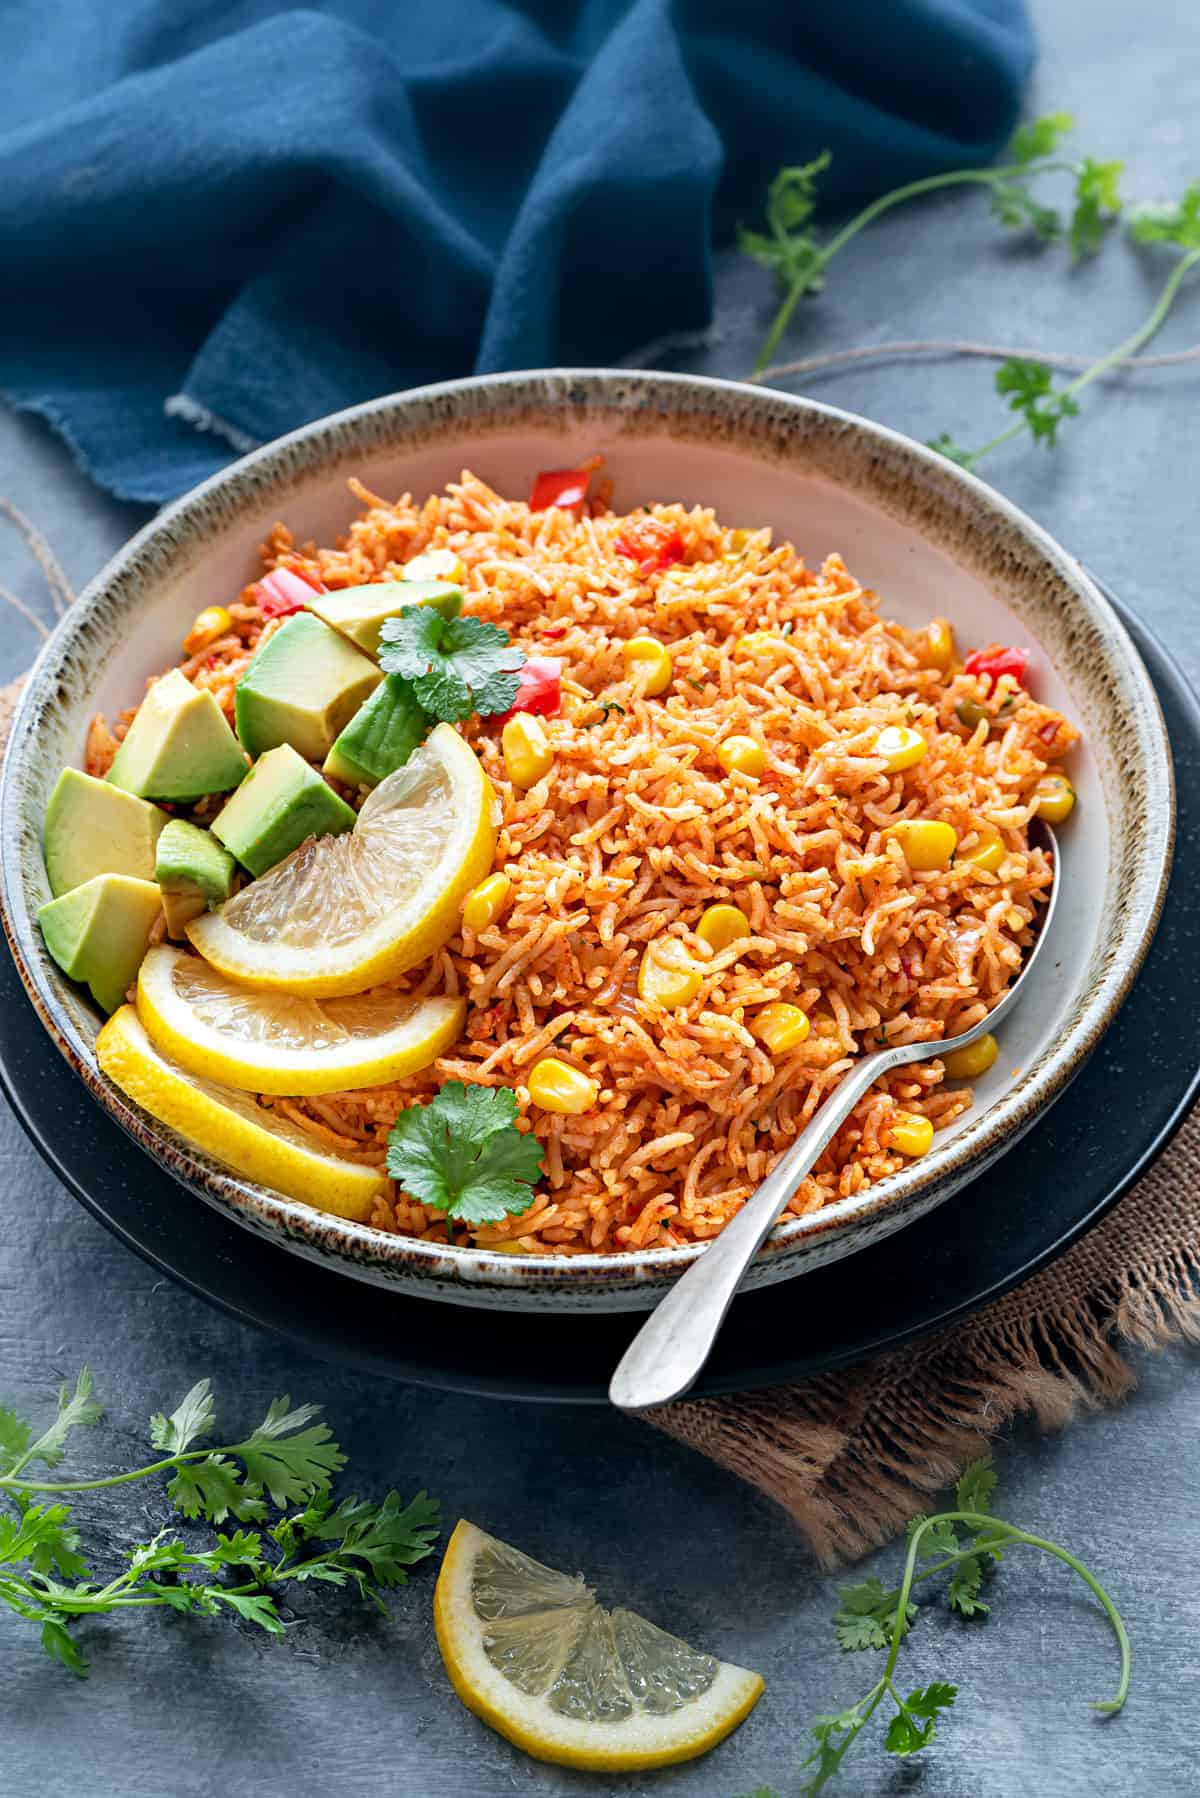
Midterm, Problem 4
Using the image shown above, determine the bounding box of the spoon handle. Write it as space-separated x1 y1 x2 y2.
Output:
609 1051 893 1411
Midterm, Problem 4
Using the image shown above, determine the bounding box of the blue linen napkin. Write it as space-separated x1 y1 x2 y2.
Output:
0 1 1033 504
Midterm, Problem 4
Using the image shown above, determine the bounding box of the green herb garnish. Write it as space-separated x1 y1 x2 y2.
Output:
0 1371 438 1676
741 115 1119 375
588 700 626 726
387 1082 544 1225
737 1456 1128 1797
379 608 524 722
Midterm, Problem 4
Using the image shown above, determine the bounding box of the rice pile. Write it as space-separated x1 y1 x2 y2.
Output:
89 470 1075 1256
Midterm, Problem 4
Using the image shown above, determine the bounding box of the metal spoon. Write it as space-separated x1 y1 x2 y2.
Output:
609 824 1060 1412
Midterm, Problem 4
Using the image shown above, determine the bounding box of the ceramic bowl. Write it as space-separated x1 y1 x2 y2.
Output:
0 371 1174 1312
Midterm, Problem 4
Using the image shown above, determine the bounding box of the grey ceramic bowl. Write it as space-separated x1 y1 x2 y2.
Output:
0 371 1174 1312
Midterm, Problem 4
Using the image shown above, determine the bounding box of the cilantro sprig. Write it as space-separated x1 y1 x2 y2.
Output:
387 1081 544 1227
0 1370 438 1675
930 180 1200 472
737 1456 1129 1797
379 607 523 723
742 114 1121 374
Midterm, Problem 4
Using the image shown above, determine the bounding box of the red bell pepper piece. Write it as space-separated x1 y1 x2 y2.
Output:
529 467 591 512
502 656 562 720
257 567 325 618
614 516 685 575
963 644 1029 691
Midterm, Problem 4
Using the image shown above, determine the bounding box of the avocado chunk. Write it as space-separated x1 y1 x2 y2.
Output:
38 874 162 1015
211 743 357 878
323 675 429 790
107 668 248 802
155 819 238 937
307 580 462 657
43 768 168 898
234 614 382 761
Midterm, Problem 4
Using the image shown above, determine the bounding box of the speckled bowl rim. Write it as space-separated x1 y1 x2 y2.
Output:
0 369 1175 1304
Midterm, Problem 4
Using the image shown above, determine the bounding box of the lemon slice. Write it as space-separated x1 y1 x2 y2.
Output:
136 943 464 1096
95 1005 387 1219
188 723 496 998
434 1520 763 1771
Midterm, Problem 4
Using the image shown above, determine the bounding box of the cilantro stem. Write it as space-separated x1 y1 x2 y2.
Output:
955 244 1200 468
751 158 1075 375
897 1512 1130 1711
0 1448 213 1495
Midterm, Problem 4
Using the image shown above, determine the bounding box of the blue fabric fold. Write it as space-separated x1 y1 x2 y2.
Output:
0 0 1034 503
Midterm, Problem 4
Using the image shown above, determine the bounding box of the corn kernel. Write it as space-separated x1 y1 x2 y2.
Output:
502 713 554 789
623 635 673 696
887 1110 934 1156
922 618 956 672
752 1002 811 1055
734 631 786 660
696 904 751 953
403 547 466 586
961 827 1006 874
184 605 232 654
489 1239 528 1254
726 527 753 555
462 872 512 933
942 1032 999 1079
1004 906 1027 933
1035 773 1076 823
638 943 702 1009
874 724 927 772
527 1057 598 1115
889 819 958 871
718 735 767 778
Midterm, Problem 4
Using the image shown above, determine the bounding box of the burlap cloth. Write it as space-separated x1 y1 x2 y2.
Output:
4 670 1196 1568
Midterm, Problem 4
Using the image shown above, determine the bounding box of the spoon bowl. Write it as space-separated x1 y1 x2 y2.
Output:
609 826 1061 1411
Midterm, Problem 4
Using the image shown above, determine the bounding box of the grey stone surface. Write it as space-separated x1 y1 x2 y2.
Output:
1 2 1199 1793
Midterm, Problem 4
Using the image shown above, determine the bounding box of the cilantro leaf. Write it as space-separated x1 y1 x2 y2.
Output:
885 1682 957 1755
994 360 1080 448
833 1578 916 1652
40 1615 89 1677
1070 157 1123 259
1130 182 1200 249
299 1488 440 1605
214 1589 286 1635
907 1514 961 1558
386 1082 544 1224
947 1553 989 1617
1011 112 1074 164
166 1454 268 1524
150 1378 216 1455
15 1369 103 1473
379 608 523 722
927 433 978 470
0 1408 32 1477
230 1397 346 1510
956 1456 1000 1516
989 180 1061 242
739 153 831 299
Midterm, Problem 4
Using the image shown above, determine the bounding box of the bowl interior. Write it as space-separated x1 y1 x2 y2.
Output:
0 373 1172 1310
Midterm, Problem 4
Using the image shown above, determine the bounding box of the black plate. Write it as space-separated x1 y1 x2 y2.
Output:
2 595 1197 1404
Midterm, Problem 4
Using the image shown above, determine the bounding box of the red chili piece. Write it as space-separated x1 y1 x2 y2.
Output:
502 656 562 720
963 645 1029 691
257 567 326 618
614 516 685 575
529 468 591 512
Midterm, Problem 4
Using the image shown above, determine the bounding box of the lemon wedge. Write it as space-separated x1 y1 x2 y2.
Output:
188 723 496 998
434 1520 763 1772
136 943 464 1096
95 1005 387 1219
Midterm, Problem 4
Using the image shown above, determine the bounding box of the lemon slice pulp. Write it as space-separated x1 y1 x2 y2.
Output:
188 723 496 997
136 943 464 1095
434 1520 763 1771
95 1005 387 1219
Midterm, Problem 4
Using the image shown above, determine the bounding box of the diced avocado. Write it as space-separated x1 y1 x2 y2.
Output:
155 820 238 938
211 743 357 877
38 874 162 1015
43 768 168 898
107 668 248 803
307 581 462 657
323 676 429 790
234 614 382 761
